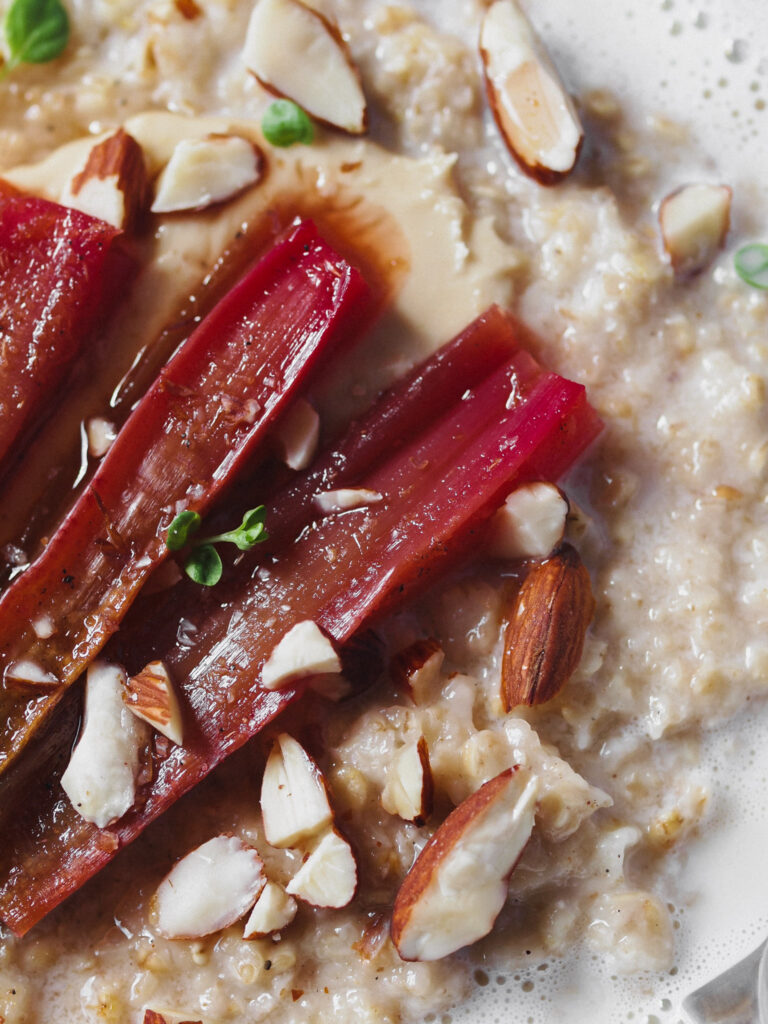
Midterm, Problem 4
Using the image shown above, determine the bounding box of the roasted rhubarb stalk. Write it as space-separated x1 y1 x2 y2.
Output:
0 309 601 934
0 219 371 774
0 184 128 474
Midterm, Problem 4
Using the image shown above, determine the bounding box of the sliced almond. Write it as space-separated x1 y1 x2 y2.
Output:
61 129 150 231
381 735 434 826
124 660 184 746
480 0 583 185
501 542 595 710
487 482 568 560
243 0 367 135
261 620 342 690
390 639 444 704
313 488 383 514
285 829 358 908
391 766 538 961
275 398 320 471
61 661 150 828
659 183 732 277
151 134 263 214
260 732 334 848
154 835 265 939
243 880 298 937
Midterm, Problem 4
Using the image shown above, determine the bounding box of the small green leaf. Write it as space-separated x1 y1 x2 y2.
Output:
261 99 314 148
184 545 223 587
735 243 768 291
166 509 201 551
5 0 70 67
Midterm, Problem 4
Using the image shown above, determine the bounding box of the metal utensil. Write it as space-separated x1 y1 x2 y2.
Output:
683 941 767 1024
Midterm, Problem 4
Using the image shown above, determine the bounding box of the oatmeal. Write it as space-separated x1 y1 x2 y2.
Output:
0 0 766 1022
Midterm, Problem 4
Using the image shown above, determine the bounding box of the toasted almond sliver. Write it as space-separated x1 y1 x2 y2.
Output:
243 0 367 134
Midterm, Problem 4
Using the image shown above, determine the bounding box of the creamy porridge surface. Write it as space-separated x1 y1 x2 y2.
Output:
0 1 767 1022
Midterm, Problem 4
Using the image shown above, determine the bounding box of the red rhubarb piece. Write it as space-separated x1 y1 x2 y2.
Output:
0 184 128 475
0 218 371 774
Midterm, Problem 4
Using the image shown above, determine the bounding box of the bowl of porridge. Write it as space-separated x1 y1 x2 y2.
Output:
0 1 766 1022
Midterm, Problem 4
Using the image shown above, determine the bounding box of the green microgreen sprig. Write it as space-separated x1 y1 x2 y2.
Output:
2 0 70 79
261 99 314 148
166 505 269 587
734 244 768 291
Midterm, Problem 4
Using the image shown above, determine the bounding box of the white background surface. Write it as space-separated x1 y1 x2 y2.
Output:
440 1 768 1021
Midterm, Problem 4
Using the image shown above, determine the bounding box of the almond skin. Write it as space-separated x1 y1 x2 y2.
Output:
501 543 595 709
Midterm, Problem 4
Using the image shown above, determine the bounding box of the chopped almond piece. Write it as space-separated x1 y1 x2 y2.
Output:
61 661 150 829
275 398 320 471
285 829 357 908
260 733 333 848
243 0 367 134
480 0 583 184
151 134 263 214
487 482 568 560
243 880 297 937
391 766 538 961
261 620 341 690
659 183 731 277
124 660 184 746
381 735 434 826
390 639 444 704
314 488 383 513
154 836 265 939
61 129 150 231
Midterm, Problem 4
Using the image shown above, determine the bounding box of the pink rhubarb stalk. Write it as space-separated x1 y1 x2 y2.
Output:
0 183 129 475
0 218 371 774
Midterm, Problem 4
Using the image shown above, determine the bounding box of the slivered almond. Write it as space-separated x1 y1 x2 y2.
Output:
62 129 150 231
151 134 263 214
480 0 583 185
381 735 434 826
243 0 367 134
261 620 342 690
124 660 184 745
390 639 444 704
391 766 538 961
501 543 595 710
659 183 731 277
